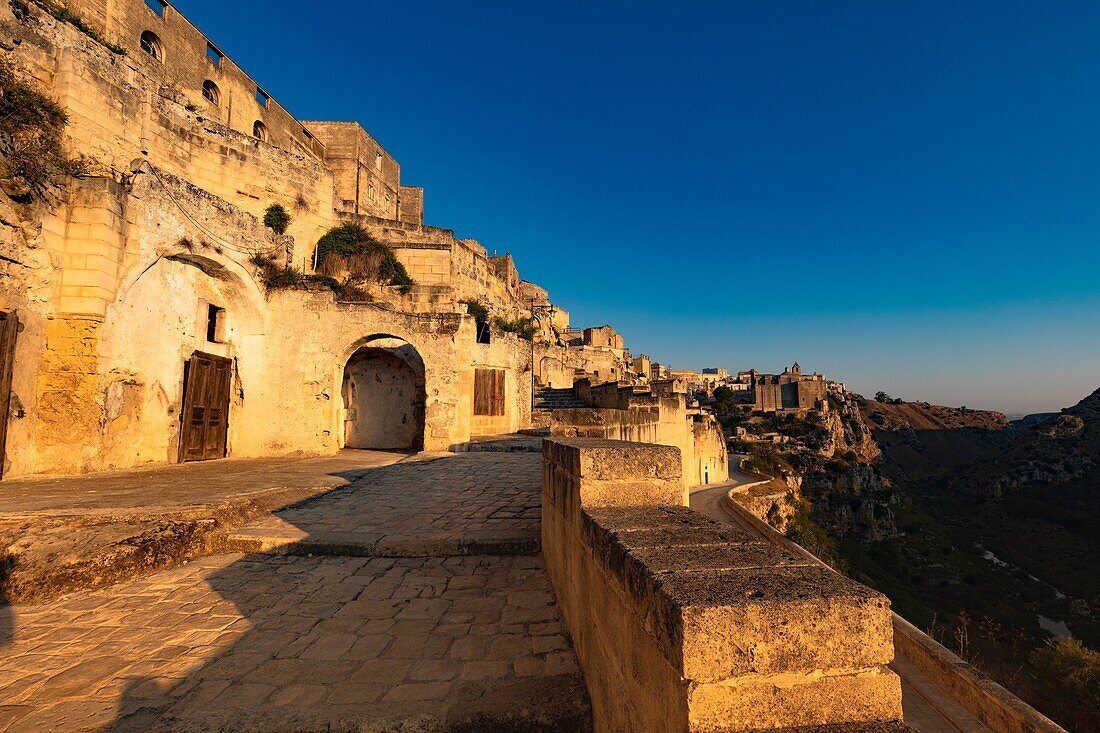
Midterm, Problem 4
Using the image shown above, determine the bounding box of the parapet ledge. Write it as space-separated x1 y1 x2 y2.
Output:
582 504 895 682
543 437 681 482
540 437 904 730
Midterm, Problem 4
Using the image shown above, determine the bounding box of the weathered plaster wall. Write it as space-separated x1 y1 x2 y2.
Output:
468 327 532 437
0 195 55 478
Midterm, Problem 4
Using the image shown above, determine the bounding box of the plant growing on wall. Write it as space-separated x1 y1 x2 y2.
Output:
263 203 291 234
314 222 414 295
460 299 492 343
0 57 87 199
494 315 538 341
249 252 370 302
31 1 126 54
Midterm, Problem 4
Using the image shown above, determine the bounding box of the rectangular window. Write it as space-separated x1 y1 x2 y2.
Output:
367 183 375 201
474 368 505 416
206 304 226 343
256 88 269 108
144 0 166 16
206 43 223 66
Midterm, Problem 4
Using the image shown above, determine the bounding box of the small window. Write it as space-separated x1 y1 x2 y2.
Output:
144 0 166 16
253 120 267 141
255 88 269 108
202 80 220 106
367 183 375 201
205 43 223 66
375 151 383 171
206 304 226 343
139 31 163 60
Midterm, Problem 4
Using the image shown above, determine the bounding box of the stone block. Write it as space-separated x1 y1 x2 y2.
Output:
661 566 895 681
688 667 904 731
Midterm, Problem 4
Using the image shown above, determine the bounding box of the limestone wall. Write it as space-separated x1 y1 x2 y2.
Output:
3 2 336 267
723 486 1067 733
541 438 904 732
551 389 728 487
304 121 402 221
3 162 535 476
467 326 532 437
59 0 322 158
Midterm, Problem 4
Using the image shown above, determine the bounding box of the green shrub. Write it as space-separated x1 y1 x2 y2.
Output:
249 253 370 301
785 499 849 572
314 222 413 294
494 315 538 341
263 203 291 234
460 299 490 323
1028 637 1100 729
0 57 87 198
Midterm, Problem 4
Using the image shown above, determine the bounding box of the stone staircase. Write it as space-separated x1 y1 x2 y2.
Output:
533 387 589 411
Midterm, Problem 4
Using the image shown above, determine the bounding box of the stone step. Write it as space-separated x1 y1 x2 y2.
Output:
225 519 539 557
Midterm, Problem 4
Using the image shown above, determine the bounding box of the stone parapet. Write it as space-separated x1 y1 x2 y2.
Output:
542 437 905 732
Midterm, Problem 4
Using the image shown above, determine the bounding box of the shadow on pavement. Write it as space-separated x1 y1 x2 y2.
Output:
95 454 590 732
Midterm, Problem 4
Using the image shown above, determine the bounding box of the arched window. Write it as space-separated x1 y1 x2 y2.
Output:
202 80 220 106
139 31 163 60
253 121 267 142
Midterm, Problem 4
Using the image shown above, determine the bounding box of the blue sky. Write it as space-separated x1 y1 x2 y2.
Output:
176 1 1099 415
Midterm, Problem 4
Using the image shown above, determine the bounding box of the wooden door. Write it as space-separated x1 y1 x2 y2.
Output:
178 352 232 462
0 311 17 479
474 368 505 416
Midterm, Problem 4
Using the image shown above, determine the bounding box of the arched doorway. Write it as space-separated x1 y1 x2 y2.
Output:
341 336 425 451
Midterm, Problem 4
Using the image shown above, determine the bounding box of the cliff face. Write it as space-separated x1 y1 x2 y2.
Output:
857 391 1098 686
821 393 880 462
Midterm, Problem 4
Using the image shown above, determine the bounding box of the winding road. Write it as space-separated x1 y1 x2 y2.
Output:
688 462 995 733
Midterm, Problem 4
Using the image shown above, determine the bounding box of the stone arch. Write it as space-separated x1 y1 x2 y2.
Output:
96 249 268 468
341 335 425 451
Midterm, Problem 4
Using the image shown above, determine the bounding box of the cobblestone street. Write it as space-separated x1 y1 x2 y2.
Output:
0 450 590 732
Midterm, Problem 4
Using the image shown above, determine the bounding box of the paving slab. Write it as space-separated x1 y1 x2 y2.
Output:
0 451 410 604
0 553 589 732
225 452 542 558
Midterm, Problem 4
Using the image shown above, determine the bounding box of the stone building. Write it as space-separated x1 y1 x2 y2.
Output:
751 362 829 413
0 0 574 477
553 378 729 487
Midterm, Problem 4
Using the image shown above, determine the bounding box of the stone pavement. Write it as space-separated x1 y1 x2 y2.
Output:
0 554 588 732
0 447 591 731
0 450 411 604
227 452 542 557
0 450 410 515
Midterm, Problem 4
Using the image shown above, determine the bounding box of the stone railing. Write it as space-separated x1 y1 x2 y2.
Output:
542 438 907 732
720 486 1068 733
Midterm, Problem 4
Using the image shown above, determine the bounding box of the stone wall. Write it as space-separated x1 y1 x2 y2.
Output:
2 162 535 476
541 438 904 732
467 324 532 438
305 121 403 222
723 484 1067 733
552 387 728 487
3 2 336 267
60 0 322 158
